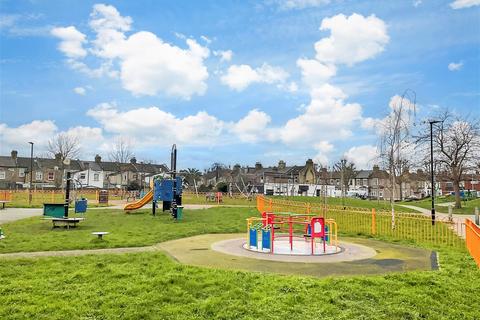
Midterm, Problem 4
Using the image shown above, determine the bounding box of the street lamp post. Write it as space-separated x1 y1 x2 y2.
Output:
28 142 34 205
429 120 442 226
341 159 347 207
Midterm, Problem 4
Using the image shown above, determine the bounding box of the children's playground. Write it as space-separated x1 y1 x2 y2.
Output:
0 146 479 319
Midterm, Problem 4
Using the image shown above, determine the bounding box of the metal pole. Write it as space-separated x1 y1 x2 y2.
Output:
65 171 71 218
28 142 34 205
171 144 177 219
430 121 436 226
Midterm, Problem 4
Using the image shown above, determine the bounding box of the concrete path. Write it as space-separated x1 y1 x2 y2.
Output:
0 208 42 225
399 204 471 238
0 245 158 260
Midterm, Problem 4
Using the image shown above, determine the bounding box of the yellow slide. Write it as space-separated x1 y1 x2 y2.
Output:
124 190 153 211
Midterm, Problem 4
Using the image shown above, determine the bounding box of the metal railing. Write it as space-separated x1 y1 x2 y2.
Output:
257 195 465 248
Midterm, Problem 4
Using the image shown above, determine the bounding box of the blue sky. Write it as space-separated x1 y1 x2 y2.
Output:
1 0 479 170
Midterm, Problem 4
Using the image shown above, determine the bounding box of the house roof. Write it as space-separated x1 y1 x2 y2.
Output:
0 156 16 168
356 170 373 179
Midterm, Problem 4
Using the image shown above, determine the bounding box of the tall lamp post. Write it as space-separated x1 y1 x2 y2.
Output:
429 120 442 226
28 142 34 205
340 159 346 207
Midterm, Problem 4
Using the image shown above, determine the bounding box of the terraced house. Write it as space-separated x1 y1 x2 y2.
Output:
0 150 168 190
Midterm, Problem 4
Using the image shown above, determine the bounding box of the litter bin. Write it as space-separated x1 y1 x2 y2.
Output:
176 205 184 220
75 199 88 213
98 190 108 204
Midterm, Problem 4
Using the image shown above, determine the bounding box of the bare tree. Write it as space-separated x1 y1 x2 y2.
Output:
417 111 480 209
47 133 80 161
333 159 357 194
109 138 134 163
378 90 417 228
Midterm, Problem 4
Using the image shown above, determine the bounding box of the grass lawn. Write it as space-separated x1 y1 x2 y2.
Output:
183 193 256 206
3 191 122 208
0 207 257 253
0 243 478 319
399 196 480 215
273 195 416 212
183 193 418 213
0 207 478 319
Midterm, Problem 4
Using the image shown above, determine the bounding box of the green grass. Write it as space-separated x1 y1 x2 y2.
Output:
183 193 255 206
0 245 479 319
399 196 480 215
0 207 257 253
273 195 417 212
3 192 121 208
0 206 478 319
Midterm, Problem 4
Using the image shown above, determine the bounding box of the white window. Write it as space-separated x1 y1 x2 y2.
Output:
36 171 43 181
19 168 25 177
0 171 5 180
80 173 86 180
94 173 99 181
48 172 54 181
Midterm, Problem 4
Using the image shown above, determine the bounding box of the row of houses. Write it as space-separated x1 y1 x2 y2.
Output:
0 150 168 190
1 150 478 199
201 159 480 200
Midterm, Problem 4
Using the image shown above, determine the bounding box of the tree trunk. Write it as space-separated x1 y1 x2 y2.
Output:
453 177 462 209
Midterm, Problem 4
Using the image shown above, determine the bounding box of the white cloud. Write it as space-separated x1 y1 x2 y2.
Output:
279 84 362 144
448 61 463 71
413 0 422 7
200 35 212 44
73 87 86 95
52 4 210 99
313 140 334 165
275 0 330 10
231 109 271 143
450 0 480 9
213 49 233 62
0 120 108 157
297 58 336 88
86 103 224 146
221 63 289 91
51 26 87 58
0 120 58 152
314 13 389 66
344 145 378 169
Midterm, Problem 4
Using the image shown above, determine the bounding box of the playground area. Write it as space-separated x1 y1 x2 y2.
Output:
0 169 479 319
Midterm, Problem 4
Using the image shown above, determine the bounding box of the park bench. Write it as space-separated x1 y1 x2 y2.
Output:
92 232 109 239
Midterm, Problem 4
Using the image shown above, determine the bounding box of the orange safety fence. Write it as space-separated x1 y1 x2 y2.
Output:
465 219 480 267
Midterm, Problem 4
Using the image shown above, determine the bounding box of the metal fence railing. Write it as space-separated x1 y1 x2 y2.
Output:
257 195 465 248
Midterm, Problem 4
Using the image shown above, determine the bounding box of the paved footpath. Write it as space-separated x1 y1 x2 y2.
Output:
0 208 42 225
0 245 159 260
400 204 473 238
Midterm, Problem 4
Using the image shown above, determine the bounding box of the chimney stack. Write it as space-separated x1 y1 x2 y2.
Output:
95 154 102 163
11 150 18 160
130 157 137 164
278 160 286 170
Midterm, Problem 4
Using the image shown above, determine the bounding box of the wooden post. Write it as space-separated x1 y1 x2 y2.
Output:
371 208 376 235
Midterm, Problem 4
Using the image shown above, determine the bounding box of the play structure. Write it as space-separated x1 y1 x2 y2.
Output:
43 171 87 228
246 212 338 255
124 145 183 220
